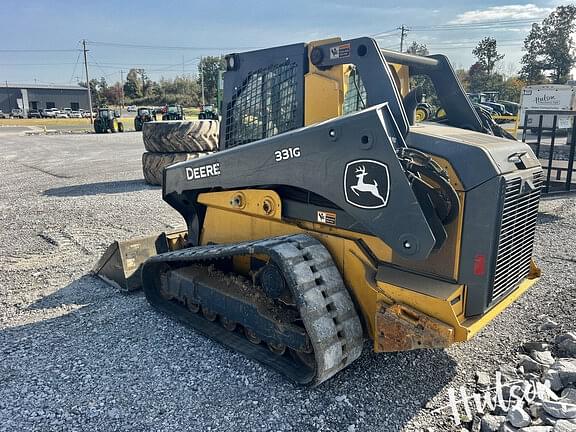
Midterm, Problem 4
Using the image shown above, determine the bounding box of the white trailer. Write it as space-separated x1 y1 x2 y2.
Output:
519 84 576 131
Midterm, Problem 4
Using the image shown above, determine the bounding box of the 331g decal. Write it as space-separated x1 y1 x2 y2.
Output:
275 147 301 162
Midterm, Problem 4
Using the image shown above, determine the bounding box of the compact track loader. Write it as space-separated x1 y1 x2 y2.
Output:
94 37 543 385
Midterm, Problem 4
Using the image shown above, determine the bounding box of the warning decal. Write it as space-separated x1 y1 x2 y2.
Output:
329 43 351 60
317 210 337 225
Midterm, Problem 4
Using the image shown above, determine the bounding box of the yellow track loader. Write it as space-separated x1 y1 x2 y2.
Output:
94 37 542 385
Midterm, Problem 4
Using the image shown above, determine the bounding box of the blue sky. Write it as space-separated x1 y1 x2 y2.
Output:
0 0 572 85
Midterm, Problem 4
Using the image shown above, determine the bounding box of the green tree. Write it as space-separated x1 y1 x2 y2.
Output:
198 56 225 105
472 37 504 75
124 68 142 99
455 69 470 91
406 41 428 56
520 5 576 84
80 78 109 107
405 42 438 105
498 77 525 103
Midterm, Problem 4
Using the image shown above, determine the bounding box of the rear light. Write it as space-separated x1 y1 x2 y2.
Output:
473 254 486 276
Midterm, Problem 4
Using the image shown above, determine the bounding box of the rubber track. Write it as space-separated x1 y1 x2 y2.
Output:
142 234 364 385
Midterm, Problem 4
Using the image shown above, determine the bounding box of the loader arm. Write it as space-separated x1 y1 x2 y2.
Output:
164 104 438 260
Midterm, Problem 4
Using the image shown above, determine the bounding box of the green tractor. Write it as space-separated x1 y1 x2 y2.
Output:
161 105 185 121
198 104 219 120
94 108 124 133
134 107 156 131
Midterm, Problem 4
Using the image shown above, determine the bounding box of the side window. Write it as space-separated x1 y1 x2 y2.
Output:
343 67 366 115
224 61 298 148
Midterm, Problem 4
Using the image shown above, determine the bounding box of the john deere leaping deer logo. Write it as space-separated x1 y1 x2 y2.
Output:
344 160 390 209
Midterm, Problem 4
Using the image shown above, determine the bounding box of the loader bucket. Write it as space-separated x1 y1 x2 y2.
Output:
92 229 188 291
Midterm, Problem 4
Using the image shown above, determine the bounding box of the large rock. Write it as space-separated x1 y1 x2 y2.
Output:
530 351 555 367
553 419 576 431
477 371 491 389
557 334 576 358
500 365 521 383
508 405 532 427
143 120 219 153
534 382 560 402
141 151 213 185
499 422 519 431
541 401 576 419
481 414 506 432
518 426 553 431
556 333 576 346
519 355 547 373
560 388 576 403
506 405 532 427
544 359 576 391
524 342 551 353
538 318 559 331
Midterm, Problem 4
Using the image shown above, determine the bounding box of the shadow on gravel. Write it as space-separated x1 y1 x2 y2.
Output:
538 211 563 225
11 274 457 432
26 275 119 311
43 179 159 197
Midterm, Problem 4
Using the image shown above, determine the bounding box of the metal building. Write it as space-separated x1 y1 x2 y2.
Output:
0 83 89 115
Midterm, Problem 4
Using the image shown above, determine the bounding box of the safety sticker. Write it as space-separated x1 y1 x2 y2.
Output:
317 210 336 225
329 43 351 60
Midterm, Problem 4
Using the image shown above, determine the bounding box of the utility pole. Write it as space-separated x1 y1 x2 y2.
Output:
82 39 94 124
120 70 124 114
200 57 205 106
398 25 409 52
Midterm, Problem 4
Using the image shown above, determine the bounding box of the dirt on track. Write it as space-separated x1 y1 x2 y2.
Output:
0 131 574 432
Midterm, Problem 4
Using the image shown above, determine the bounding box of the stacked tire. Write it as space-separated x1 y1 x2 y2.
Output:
142 120 219 186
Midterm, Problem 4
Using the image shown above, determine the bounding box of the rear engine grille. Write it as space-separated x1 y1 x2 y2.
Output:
490 171 543 303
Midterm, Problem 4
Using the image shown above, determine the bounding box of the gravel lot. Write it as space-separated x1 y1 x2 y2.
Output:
0 131 574 432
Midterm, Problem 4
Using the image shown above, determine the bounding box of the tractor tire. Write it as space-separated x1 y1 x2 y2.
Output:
135 119 142 132
198 113 206 120
118 122 124 132
110 120 117 133
142 151 213 186
415 107 429 122
435 107 447 120
142 120 219 153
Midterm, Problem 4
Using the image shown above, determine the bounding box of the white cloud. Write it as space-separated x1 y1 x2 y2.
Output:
449 4 552 24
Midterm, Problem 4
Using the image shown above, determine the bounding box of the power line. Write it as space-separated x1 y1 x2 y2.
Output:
69 51 82 84
86 40 260 51
0 48 81 52
410 17 544 30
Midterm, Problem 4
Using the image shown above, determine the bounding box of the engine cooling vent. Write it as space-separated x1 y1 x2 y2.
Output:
223 61 299 148
489 171 543 304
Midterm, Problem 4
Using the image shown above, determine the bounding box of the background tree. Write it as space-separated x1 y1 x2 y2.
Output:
123 69 142 99
80 78 109 107
405 42 438 105
198 56 225 105
520 5 576 84
472 37 504 76
467 61 489 93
